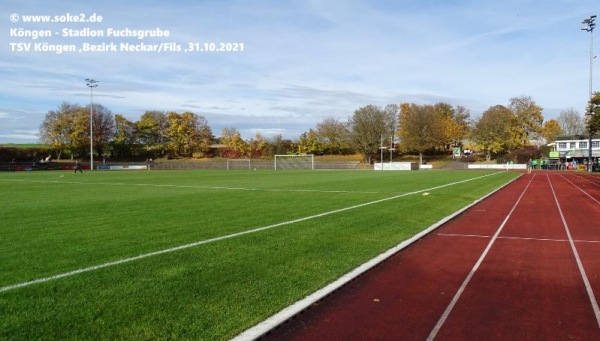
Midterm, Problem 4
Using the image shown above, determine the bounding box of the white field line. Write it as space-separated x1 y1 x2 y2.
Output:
426 174 535 341
1 172 502 294
548 174 600 327
0 179 379 194
232 172 522 341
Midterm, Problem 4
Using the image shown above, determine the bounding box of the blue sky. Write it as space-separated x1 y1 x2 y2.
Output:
1 0 598 142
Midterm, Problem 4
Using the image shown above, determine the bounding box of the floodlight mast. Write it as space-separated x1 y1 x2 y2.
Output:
582 16 596 99
85 78 99 171
582 15 596 171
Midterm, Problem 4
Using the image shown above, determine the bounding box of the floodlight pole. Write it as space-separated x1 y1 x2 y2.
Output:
86 78 98 171
582 15 596 171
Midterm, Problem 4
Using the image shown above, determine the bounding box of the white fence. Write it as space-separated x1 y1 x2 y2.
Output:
374 162 420 171
467 163 527 170
97 165 148 170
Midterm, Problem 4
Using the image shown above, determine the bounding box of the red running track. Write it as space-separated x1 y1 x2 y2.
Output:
261 172 600 340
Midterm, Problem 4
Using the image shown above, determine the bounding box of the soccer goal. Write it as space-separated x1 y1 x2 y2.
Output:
226 159 251 170
274 154 315 170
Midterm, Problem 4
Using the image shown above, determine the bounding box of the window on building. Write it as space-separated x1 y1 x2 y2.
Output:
580 142 588 149
593 141 600 148
570 142 576 149
558 142 567 149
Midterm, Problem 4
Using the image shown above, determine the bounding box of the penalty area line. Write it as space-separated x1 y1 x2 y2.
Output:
1 172 502 294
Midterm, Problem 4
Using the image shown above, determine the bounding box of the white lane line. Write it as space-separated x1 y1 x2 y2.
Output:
426 174 536 340
573 173 600 188
437 233 600 243
437 233 491 239
548 174 600 328
559 174 600 205
0 172 502 294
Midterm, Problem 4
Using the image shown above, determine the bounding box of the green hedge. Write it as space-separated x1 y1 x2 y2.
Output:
0 146 54 162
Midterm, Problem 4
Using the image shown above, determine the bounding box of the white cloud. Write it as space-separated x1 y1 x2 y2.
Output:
0 0 598 143
0 130 39 140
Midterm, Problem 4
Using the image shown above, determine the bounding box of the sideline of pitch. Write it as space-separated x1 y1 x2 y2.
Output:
0 178 379 194
1 172 506 294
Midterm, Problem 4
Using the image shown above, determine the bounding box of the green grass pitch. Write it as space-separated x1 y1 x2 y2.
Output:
0 169 519 340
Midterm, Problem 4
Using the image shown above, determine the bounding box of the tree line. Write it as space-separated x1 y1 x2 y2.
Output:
38 94 600 163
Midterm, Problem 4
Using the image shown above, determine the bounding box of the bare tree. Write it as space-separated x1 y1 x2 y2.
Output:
556 108 585 136
383 104 399 137
315 117 352 155
86 103 115 158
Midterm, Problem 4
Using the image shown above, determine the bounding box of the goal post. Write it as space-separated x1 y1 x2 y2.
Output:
274 154 315 170
226 159 251 170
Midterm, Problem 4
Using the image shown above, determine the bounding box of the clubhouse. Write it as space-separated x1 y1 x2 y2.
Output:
549 135 600 170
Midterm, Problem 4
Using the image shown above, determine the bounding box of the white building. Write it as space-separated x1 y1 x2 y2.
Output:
548 135 600 171
554 135 600 159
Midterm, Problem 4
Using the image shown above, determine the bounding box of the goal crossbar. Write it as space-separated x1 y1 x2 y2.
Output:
226 159 251 170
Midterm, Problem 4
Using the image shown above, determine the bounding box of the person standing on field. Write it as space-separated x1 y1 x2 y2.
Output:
74 161 83 174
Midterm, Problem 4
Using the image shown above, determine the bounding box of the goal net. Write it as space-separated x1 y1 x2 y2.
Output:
274 154 315 170
226 159 251 170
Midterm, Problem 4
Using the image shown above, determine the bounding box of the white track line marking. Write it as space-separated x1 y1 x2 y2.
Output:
573 173 600 188
0 172 502 293
548 174 600 328
426 174 536 340
437 233 491 239
437 233 600 243
559 174 600 205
